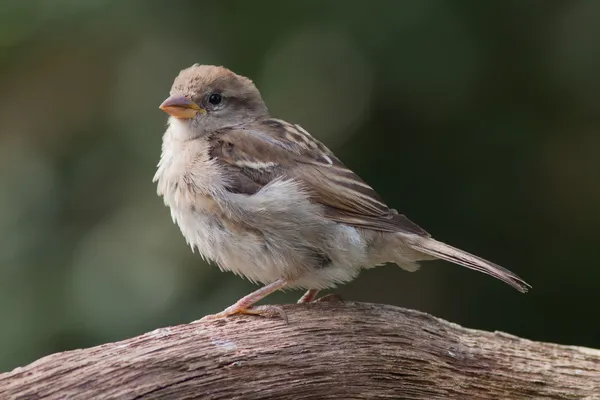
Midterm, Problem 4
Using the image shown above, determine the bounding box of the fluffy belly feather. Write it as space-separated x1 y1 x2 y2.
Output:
170 205 367 289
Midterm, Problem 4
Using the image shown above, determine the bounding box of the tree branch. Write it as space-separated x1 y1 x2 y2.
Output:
1 303 598 399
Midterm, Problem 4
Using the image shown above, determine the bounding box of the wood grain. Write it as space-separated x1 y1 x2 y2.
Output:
1 303 598 400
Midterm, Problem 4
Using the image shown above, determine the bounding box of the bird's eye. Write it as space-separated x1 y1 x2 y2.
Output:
208 93 222 105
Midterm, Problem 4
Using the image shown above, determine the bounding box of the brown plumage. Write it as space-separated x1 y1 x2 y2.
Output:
154 65 530 321
208 119 429 236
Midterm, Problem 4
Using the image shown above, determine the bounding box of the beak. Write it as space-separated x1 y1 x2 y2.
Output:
159 95 205 119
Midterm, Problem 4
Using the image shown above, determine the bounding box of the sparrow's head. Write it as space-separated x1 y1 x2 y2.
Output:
159 64 268 137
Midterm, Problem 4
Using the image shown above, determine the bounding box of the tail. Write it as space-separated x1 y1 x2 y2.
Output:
407 237 530 293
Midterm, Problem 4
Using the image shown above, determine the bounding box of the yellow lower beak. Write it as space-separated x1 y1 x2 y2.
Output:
159 95 205 119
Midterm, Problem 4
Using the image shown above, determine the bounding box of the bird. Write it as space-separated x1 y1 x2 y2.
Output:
154 64 530 322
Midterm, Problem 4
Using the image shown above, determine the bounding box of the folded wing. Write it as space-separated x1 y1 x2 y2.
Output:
208 119 429 236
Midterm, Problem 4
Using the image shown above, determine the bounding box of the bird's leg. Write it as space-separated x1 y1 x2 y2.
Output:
297 289 344 303
297 289 320 303
199 278 289 322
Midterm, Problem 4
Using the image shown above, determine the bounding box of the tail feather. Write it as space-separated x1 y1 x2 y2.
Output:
408 237 530 293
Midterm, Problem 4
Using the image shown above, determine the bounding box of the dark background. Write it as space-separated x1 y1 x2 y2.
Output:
1 0 599 372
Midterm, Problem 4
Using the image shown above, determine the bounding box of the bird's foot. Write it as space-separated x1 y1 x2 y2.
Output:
314 293 344 303
197 304 288 324
195 279 289 323
297 289 344 304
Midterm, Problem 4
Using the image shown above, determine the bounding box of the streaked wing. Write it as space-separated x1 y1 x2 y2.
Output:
208 119 429 236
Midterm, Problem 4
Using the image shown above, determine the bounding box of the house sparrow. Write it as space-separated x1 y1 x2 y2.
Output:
154 64 530 321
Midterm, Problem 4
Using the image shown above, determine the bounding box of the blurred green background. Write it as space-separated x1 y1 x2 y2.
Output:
1 0 600 372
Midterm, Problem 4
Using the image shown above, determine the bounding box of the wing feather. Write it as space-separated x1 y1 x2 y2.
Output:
208 119 429 236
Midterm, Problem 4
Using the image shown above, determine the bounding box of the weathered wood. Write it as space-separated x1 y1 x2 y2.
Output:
1 302 598 400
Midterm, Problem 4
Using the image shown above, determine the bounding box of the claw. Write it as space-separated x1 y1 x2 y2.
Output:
314 293 344 303
245 305 288 324
297 289 344 304
195 278 290 323
198 305 288 324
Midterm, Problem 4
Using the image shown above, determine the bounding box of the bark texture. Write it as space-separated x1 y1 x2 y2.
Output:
1 302 599 400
